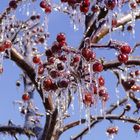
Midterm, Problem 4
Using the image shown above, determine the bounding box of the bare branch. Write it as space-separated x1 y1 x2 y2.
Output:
63 97 128 133
0 125 35 137
91 10 140 43
71 115 140 140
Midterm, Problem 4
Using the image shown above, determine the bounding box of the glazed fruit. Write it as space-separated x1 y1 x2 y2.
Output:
118 53 128 63
3 40 12 49
92 62 103 72
58 80 69 88
98 76 105 86
22 93 30 101
82 48 95 61
9 0 17 9
106 126 118 135
133 124 140 132
43 78 53 91
105 0 116 10
40 1 46 8
32 56 41 64
56 33 66 43
120 45 131 54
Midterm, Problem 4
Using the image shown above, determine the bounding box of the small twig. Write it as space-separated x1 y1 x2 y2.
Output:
71 115 140 140
131 43 140 54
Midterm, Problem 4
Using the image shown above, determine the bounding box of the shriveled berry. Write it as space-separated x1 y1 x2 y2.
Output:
127 25 133 31
40 1 46 8
57 63 64 71
9 0 17 9
105 0 116 10
58 80 69 88
133 124 140 132
16 81 21 87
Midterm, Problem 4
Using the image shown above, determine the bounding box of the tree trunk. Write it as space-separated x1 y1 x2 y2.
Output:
41 109 61 140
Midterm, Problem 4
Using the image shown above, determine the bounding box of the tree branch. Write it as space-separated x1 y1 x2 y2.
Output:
63 97 128 133
0 0 23 24
103 59 140 70
91 10 140 43
0 125 35 137
71 115 140 140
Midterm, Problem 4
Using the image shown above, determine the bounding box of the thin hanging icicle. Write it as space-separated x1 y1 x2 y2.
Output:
85 105 91 132
115 86 120 106
78 83 84 123
108 10 113 41
70 94 75 115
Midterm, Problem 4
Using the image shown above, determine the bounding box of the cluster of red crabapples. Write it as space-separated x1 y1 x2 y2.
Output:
117 44 131 63
39 0 118 15
83 75 109 107
31 32 110 107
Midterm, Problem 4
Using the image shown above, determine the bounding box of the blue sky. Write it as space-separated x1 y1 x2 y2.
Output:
0 0 140 140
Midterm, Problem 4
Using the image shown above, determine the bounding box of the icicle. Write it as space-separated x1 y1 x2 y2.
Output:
107 134 115 140
108 10 113 41
88 63 92 84
102 101 107 119
115 86 120 106
85 106 91 132
129 1 137 38
78 83 84 123
70 95 75 115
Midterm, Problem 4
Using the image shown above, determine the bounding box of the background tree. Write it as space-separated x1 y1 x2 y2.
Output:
0 0 140 140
